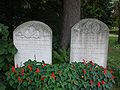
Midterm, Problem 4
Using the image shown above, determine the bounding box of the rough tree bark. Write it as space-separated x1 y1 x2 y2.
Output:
61 0 80 49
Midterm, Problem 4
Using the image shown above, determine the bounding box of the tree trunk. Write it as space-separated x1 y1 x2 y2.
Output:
61 0 80 49
118 0 120 43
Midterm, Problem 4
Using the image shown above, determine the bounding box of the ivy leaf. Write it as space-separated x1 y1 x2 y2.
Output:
0 82 6 90
0 40 8 48
48 79 51 85
106 73 112 78
23 81 28 87
73 80 79 86
0 60 5 69
17 85 22 90
72 85 77 90
0 48 5 55
54 87 62 90
81 88 85 90
105 84 111 89
63 82 67 85
9 80 14 86
112 79 115 84
28 86 32 90
6 55 13 62
68 83 71 90
0 56 4 63
2 30 9 39
93 76 96 81
8 46 17 54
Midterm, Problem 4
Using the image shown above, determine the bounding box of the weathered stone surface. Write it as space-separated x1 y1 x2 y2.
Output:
13 21 52 67
70 19 109 67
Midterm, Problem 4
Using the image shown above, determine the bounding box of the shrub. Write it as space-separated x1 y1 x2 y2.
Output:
113 68 120 87
6 60 115 90
0 23 17 90
108 65 120 87
53 49 69 64
0 23 17 72
109 27 118 35
109 30 118 35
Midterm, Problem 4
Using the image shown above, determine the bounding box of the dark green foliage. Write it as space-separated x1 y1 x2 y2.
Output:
6 60 115 90
0 82 6 90
0 23 17 72
0 23 17 90
109 30 118 35
0 0 113 49
108 36 120 87
53 49 69 64
112 1 119 27
108 37 120 67
81 0 113 26
114 69 120 87
0 0 62 49
108 66 120 87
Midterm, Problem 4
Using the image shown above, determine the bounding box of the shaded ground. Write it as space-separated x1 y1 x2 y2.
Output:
108 36 120 90
108 36 120 68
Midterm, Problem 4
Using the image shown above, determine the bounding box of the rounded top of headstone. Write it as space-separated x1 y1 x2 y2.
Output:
71 19 109 34
14 21 52 34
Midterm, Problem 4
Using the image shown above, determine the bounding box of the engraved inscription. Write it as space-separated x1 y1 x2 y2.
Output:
14 21 52 67
70 19 109 67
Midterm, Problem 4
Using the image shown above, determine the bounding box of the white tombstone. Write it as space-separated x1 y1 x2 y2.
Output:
70 19 109 67
13 21 52 67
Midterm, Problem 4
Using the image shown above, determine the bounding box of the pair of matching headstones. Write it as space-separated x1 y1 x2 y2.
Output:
14 19 109 68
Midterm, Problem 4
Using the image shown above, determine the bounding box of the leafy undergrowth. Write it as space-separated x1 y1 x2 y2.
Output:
108 36 120 67
108 36 120 89
112 86 120 90
6 60 115 90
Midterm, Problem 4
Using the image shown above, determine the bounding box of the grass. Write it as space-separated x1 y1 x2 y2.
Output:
112 87 120 90
108 36 120 90
108 36 120 67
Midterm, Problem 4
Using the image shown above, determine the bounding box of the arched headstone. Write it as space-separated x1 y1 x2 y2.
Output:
70 19 109 67
14 21 52 67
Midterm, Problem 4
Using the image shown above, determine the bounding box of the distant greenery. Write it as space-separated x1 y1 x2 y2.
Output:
108 36 120 89
110 27 119 35
81 0 113 27
108 37 120 61
0 0 113 49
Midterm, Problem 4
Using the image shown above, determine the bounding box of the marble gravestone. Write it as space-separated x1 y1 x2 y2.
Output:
70 19 109 67
13 21 52 67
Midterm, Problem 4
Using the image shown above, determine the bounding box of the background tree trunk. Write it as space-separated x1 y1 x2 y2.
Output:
61 0 80 49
